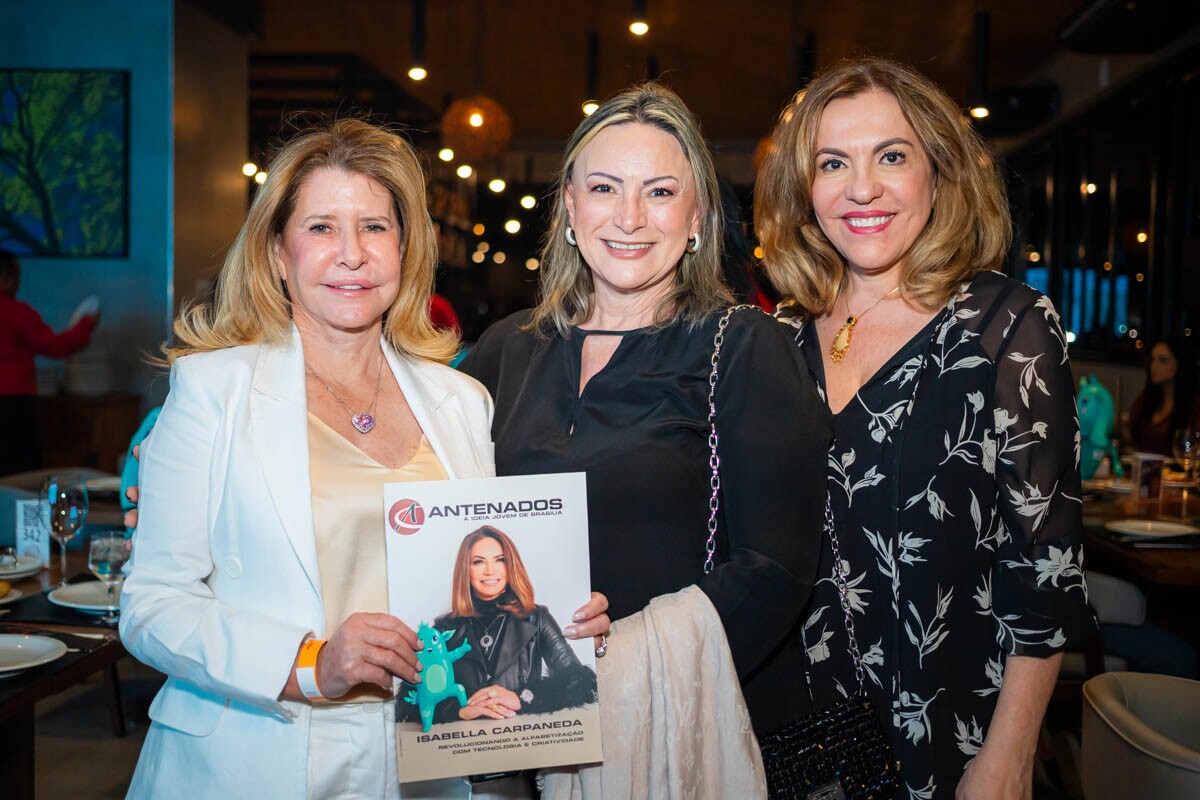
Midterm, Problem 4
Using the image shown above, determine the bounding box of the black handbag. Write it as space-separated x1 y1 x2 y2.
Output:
754 500 900 800
704 307 900 800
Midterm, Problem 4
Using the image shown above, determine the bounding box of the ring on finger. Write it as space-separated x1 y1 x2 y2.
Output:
595 633 609 658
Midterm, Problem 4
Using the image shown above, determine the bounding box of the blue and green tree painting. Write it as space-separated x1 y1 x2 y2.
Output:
0 70 128 257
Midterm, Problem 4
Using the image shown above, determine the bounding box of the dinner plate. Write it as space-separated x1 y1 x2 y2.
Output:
0 556 43 580
0 588 24 606
1104 519 1200 539
1081 477 1134 494
0 634 68 675
84 475 122 492
47 581 120 613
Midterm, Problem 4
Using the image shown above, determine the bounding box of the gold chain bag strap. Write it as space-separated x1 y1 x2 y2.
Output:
704 306 899 800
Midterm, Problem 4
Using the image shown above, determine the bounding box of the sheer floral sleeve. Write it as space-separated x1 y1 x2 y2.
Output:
987 288 1096 657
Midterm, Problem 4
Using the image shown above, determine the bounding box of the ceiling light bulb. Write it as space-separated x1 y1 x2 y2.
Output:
1136 231 1148 243
520 195 536 209
525 258 539 271
493 252 507 264
472 223 485 236
456 164 473 179
477 241 490 253
254 171 267 184
438 148 454 162
408 66 427 81
582 100 599 116
488 178 507 193
630 20 649 36
969 106 989 119
242 162 258 177
504 219 521 234
468 112 484 127
471 251 486 264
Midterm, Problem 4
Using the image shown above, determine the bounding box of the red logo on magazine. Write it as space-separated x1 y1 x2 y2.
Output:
388 499 425 535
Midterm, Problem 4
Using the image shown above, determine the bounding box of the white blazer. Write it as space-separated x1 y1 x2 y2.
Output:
119 328 496 798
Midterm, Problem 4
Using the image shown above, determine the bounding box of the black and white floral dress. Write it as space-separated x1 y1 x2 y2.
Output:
785 271 1096 799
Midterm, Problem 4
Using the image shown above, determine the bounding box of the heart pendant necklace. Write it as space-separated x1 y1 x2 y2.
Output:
829 285 900 363
306 352 384 434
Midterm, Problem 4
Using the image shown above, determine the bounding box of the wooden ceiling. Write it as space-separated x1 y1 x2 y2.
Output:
240 0 1090 143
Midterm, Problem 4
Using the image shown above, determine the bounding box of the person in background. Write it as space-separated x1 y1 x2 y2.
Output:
429 292 461 334
717 177 775 311
756 57 1095 798
0 249 99 476
1126 338 1199 455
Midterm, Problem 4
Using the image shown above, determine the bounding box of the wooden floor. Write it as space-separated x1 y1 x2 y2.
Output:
32 658 159 799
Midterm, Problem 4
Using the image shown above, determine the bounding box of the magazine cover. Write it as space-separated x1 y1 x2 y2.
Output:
384 472 601 783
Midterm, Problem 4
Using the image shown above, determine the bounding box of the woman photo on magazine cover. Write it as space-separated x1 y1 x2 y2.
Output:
407 525 598 724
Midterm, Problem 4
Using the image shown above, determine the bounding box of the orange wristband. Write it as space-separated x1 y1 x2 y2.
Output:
295 638 326 699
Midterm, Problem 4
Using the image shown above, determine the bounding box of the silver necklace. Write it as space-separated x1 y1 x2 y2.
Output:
306 353 384 434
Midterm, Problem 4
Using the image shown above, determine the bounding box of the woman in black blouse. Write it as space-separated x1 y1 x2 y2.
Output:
460 83 832 738
1126 338 1199 455
755 58 1095 798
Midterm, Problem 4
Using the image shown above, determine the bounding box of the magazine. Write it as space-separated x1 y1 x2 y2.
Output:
384 472 601 783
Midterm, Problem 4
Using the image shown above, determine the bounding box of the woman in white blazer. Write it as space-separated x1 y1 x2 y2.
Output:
119 119 607 799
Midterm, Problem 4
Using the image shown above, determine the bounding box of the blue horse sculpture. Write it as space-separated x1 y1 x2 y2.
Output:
1077 375 1124 480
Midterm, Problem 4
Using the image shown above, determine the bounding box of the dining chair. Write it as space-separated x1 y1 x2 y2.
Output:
1082 671 1200 799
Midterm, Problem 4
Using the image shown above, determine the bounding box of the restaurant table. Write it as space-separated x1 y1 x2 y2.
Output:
0 552 127 800
1082 489 1200 587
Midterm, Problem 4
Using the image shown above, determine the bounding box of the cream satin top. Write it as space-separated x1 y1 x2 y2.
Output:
308 413 448 702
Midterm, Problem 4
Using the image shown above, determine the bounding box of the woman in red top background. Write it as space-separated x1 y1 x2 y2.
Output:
0 249 99 475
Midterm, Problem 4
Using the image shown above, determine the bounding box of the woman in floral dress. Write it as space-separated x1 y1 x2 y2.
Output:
755 58 1095 799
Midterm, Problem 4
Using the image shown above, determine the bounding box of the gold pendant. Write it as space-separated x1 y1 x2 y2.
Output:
830 316 857 363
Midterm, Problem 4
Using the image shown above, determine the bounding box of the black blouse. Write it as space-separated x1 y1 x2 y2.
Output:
460 308 832 734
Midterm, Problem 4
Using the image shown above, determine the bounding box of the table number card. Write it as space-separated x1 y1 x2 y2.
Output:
15 499 50 567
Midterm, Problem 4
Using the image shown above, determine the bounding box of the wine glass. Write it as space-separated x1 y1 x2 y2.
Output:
88 533 130 624
41 474 88 588
1173 427 1198 483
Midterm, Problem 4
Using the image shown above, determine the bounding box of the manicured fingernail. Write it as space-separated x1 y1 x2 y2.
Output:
564 625 578 637
572 611 585 621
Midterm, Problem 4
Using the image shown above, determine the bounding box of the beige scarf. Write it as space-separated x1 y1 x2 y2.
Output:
540 585 767 799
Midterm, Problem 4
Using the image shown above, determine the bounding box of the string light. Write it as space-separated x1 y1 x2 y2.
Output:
456 164 473 179
242 162 258 177
408 66 427 81
488 178 507 193
504 219 521 234
520 195 536 209
254 171 267 184
438 148 455 162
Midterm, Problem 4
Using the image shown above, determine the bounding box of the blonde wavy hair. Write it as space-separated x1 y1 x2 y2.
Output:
755 57 1012 315
166 118 456 363
529 82 732 336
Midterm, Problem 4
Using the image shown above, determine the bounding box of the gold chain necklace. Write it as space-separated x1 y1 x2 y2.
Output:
829 286 900 363
305 353 384 434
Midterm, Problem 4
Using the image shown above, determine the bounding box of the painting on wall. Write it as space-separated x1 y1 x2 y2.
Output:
0 69 129 258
